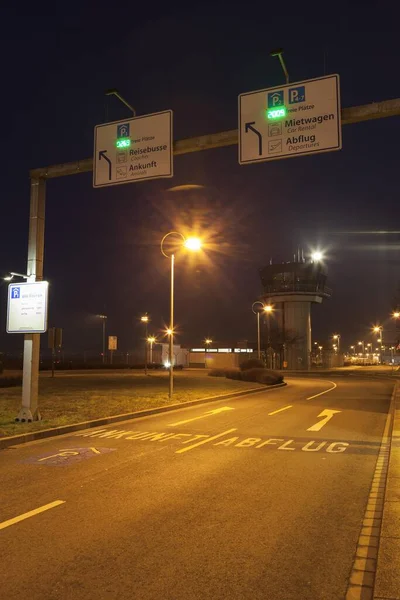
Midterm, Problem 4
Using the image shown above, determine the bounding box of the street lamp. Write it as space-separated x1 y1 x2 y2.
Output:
318 345 323 364
373 326 384 363
3 271 30 281
252 301 264 360
204 338 212 369
311 251 324 262
161 232 202 398
147 336 156 364
358 341 365 364
141 314 149 374
393 311 400 319
333 334 341 353
252 303 272 360
367 343 372 357
263 304 273 367
350 345 355 356
97 314 107 364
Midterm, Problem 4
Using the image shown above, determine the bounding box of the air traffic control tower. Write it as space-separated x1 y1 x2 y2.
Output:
259 252 331 370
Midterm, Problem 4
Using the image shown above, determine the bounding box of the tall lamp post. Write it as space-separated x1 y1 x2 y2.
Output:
204 338 212 368
161 232 202 399
264 304 273 367
333 334 341 354
147 336 156 365
141 314 149 374
358 341 365 364
318 345 323 365
373 326 384 364
97 314 107 364
252 302 264 360
252 302 273 361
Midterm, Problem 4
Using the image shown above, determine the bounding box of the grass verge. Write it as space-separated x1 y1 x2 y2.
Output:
0 370 264 438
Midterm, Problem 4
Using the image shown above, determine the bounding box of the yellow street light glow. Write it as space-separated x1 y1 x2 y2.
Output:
373 326 381 333
311 251 323 262
147 336 156 344
393 311 400 319
184 237 202 251
141 315 149 323
166 328 173 336
205 338 212 345
263 305 273 313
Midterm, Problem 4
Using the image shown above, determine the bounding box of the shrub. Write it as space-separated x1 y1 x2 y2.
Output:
239 368 284 385
240 358 265 371
224 368 242 380
208 368 227 377
256 370 284 385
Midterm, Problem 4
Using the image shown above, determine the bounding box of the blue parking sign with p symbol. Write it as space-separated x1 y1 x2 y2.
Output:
117 123 130 138
289 86 305 104
11 287 20 299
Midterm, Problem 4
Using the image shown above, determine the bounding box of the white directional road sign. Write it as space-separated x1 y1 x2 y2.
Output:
239 74 341 165
7 281 49 334
93 110 173 188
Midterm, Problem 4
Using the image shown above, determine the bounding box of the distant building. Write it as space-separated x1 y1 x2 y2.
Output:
259 251 331 370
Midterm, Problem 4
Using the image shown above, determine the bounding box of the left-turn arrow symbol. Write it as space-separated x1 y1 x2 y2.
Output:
245 122 263 156
99 150 112 181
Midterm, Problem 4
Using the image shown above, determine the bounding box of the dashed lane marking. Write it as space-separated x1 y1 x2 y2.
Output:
0 500 65 531
306 381 337 400
268 405 293 416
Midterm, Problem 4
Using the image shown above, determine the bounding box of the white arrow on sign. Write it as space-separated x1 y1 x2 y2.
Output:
168 407 234 427
307 409 341 432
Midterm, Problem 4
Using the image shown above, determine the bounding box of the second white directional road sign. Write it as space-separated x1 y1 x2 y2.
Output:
239 75 341 165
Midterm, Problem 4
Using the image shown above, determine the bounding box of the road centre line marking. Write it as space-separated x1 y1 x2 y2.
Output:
0 500 65 531
175 428 237 454
306 381 337 400
268 405 293 416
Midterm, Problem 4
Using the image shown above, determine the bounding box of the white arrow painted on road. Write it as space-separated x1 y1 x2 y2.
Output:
307 409 341 432
168 407 234 427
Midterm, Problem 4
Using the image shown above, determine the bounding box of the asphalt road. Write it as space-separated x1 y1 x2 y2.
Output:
0 376 394 600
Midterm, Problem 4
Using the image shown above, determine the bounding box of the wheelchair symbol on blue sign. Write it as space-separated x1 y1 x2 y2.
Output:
117 123 130 138
11 287 20 299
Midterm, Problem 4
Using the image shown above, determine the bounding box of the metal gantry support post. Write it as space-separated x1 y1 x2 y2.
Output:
17 178 46 422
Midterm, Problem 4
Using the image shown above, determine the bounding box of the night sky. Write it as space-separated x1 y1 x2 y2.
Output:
0 3 399 357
